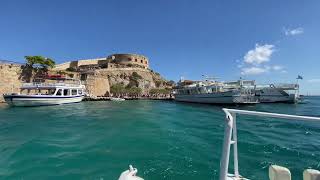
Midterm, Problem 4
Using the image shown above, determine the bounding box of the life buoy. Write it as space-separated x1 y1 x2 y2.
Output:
270 84 275 88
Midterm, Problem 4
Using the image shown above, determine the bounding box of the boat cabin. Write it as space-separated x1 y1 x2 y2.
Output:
19 83 85 97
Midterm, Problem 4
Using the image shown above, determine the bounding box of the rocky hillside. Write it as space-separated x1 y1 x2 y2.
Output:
81 67 172 96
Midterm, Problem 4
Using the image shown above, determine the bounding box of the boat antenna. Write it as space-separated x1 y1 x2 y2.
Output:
180 76 185 82
296 75 303 97
202 75 219 83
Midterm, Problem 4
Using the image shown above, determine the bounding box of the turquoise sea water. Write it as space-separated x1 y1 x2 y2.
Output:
0 97 320 180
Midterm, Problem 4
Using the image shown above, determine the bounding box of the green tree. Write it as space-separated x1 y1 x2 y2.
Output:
24 56 55 69
125 87 142 96
110 83 125 96
167 80 175 86
149 88 170 95
43 58 55 69
127 72 142 88
131 72 142 80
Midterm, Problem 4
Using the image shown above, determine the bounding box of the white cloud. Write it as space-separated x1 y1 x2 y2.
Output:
284 27 304 36
272 65 283 71
238 44 287 76
244 44 275 65
307 79 320 83
241 67 269 75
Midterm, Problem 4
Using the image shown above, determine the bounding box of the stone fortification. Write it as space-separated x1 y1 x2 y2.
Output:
0 63 23 102
82 71 110 97
106 54 149 69
54 57 107 71
53 53 149 71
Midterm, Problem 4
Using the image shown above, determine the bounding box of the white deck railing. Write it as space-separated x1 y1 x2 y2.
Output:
255 83 298 90
22 82 82 88
220 108 320 180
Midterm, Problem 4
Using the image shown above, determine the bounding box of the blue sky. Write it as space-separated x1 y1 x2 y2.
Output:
1 0 320 94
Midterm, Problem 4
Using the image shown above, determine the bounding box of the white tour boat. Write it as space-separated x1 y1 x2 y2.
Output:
255 83 300 103
225 80 301 103
174 79 258 104
3 79 85 107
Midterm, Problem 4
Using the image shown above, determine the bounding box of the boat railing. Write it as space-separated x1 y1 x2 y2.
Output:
22 82 82 88
275 83 299 89
256 83 298 90
220 108 320 180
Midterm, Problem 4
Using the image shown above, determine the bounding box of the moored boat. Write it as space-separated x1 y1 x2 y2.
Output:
255 83 301 103
3 79 85 107
110 97 126 101
225 80 302 103
174 79 258 104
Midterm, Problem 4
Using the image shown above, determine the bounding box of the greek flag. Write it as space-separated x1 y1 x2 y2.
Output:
297 75 303 80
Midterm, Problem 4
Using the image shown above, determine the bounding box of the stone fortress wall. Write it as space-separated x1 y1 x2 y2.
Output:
54 58 108 70
0 63 23 102
54 54 148 71
106 54 149 69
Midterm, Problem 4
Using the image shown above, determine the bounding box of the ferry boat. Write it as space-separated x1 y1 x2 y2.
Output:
174 79 258 104
225 80 301 103
3 79 85 107
255 83 300 103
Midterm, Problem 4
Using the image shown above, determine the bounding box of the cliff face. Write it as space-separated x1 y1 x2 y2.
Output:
102 68 167 91
81 68 170 96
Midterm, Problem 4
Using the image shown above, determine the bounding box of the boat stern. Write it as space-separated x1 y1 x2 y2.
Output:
3 94 15 106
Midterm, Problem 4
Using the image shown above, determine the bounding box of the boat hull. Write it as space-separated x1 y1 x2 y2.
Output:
174 93 258 104
3 95 84 107
255 89 298 103
258 95 295 103
110 97 125 101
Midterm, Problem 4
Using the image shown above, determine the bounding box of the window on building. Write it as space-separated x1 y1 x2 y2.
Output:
135 59 137 62
128 58 132 61
140 60 143 63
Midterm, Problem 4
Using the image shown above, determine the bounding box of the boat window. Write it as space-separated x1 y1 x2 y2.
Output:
78 89 83 95
56 89 62 96
72 89 77 95
48 89 55 95
63 89 70 96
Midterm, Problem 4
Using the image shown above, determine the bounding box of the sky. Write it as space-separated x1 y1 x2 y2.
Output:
0 0 320 94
